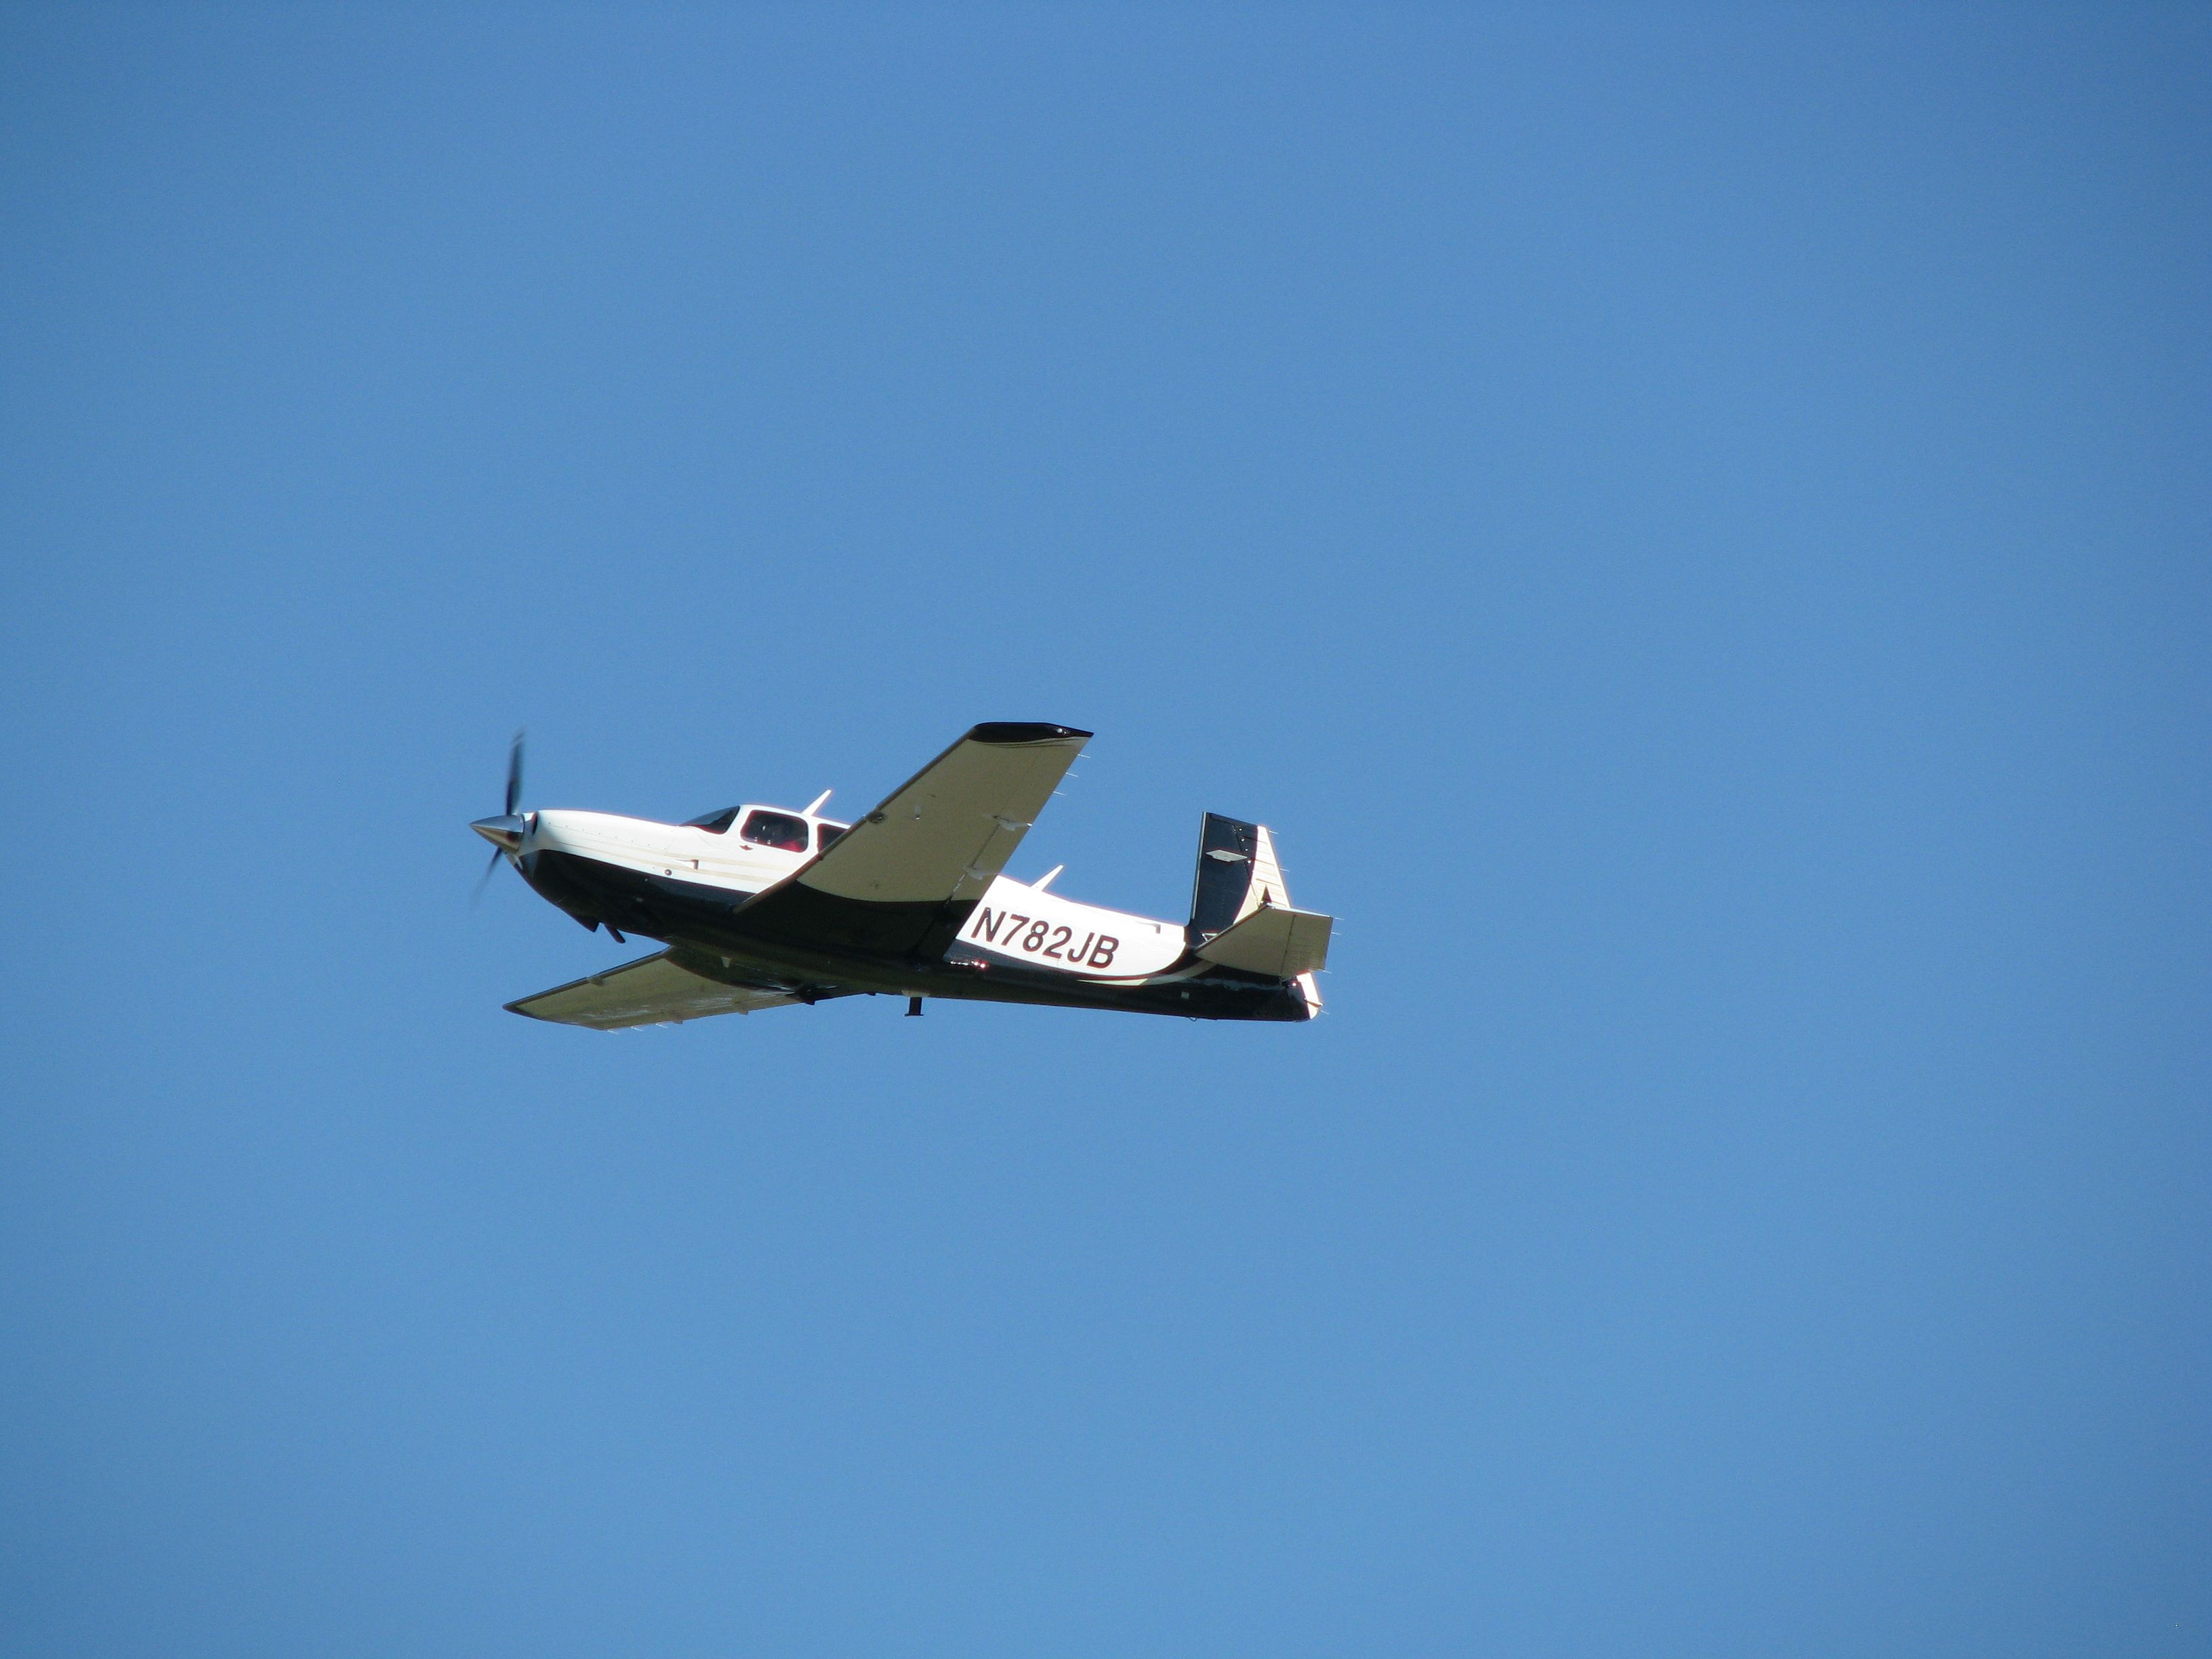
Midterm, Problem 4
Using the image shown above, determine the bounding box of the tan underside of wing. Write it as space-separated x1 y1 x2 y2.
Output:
796 726 1088 907
506 951 800 1029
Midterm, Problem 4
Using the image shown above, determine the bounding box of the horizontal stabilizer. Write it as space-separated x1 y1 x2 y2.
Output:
1193 903 1332 980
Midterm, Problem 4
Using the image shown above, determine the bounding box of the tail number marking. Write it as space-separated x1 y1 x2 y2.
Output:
968 907 1118 970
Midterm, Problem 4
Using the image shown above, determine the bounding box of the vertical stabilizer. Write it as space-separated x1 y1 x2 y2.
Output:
1187 813 1294 945
1248 824 1288 914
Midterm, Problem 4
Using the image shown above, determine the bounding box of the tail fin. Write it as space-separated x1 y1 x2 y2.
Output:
1188 813 1289 942
1187 813 1332 985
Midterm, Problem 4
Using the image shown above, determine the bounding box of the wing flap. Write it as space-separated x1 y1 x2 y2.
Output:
506 950 802 1029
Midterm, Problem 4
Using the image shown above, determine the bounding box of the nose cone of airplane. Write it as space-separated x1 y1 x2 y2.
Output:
471 813 527 852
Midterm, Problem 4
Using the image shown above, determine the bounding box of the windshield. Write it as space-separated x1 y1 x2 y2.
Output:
683 806 741 834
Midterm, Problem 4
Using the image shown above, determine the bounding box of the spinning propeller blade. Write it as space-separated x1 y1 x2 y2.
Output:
472 729 528 905
505 730 525 816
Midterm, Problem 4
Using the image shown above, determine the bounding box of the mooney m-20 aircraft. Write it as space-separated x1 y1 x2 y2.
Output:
472 724 1332 1029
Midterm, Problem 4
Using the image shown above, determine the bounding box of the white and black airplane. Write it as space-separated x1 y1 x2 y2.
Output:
472 724 1332 1029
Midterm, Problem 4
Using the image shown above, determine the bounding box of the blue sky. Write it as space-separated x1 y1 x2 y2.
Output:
2 5 2206 1654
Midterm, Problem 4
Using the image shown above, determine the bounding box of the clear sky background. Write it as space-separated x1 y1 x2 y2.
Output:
2 5 2206 1654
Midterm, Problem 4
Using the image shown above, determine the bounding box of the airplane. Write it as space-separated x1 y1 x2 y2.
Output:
471 723 1331 1029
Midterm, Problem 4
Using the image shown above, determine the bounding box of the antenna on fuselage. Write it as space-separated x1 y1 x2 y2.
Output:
804 790 833 815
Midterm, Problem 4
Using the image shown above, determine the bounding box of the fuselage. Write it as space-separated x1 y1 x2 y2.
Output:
502 804 1315 1021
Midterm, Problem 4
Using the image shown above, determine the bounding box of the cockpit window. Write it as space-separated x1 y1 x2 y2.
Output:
740 809 811 853
816 821 848 852
684 806 742 834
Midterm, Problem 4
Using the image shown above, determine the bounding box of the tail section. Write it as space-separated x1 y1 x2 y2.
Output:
1187 813 1331 1002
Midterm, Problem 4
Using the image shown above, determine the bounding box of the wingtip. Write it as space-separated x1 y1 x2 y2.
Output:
966 722 1092 745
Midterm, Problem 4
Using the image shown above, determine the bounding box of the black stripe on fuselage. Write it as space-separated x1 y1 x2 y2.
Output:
729 876 970 962
518 848 754 939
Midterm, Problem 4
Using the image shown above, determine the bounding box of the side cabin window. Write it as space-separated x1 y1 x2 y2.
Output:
684 806 742 835
816 821 848 852
740 809 811 853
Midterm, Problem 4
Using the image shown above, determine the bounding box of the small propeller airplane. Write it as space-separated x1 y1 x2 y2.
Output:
472 723 1331 1029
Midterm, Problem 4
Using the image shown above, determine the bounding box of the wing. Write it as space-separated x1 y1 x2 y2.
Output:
506 949 807 1029
730 722 1090 960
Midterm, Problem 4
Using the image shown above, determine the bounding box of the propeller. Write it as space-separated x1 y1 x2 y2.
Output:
471 730 528 901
